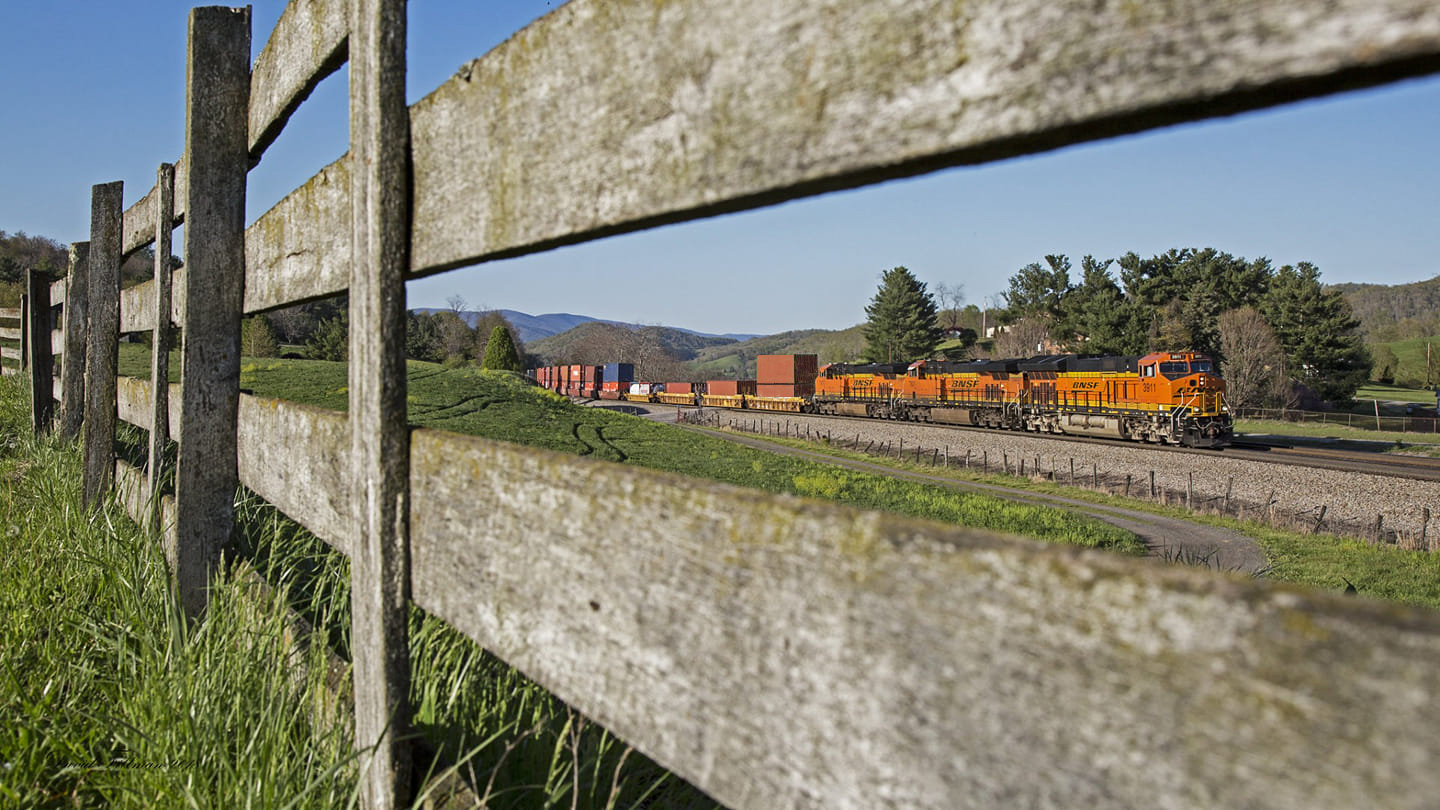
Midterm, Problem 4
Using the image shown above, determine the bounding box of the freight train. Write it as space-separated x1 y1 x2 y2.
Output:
530 350 1233 448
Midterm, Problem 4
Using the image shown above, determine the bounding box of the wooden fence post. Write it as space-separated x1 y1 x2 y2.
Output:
172 6 250 614
147 163 176 523
82 181 123 508
58 242 89 440
26 268 54 433
350 0 413 805
17 293 28 371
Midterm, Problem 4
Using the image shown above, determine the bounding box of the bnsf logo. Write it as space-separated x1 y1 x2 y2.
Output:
950 380 978 388
1072 381 1100 389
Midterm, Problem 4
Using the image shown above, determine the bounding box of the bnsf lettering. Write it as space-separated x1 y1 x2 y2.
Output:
950 380 979 388
1072 381 1100 389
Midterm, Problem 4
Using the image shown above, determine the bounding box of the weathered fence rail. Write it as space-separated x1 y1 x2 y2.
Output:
25 1 1440 808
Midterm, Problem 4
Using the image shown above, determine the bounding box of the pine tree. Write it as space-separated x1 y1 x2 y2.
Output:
480 324 523 372
862 266 943 363
1262 262 1371 403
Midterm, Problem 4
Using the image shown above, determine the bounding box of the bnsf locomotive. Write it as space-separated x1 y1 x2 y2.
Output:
532 351 1233 448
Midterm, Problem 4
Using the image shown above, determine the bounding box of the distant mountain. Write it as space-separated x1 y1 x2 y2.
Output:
1331 275 1440 341
528 322 737 365
409 308 760 345
689 326 868 378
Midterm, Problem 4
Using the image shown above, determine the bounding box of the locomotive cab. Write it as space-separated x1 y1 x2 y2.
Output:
1137 352 1232 447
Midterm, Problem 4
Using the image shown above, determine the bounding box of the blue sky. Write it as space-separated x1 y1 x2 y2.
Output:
3 2 1437 335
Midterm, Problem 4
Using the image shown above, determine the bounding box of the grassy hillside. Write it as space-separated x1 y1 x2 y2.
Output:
1335 275 1440 340
1369 334 1440 389
689 326 868 378
528 321 735 364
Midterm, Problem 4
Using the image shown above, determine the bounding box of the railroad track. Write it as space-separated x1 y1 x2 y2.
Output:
664 404 1440 483
1225 440 1440 483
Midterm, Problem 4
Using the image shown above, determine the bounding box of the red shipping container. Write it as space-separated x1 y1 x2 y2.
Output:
569 366 583 380
665 382 695 394
599 389 622 400
582 365 600 382
601 380 625 391
757 354 819 384
756 383 814 399
707 380 757 397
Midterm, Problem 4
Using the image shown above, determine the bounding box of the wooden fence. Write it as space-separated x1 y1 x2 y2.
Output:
1233 405 1440 435
19 1 1440 808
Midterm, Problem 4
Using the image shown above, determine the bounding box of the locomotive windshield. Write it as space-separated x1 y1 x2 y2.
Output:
1159 362 1190 379
1191 359 1213 373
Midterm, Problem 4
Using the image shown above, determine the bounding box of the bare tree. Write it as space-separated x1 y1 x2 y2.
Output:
934 282 966 332
1217 307 1292 409
991 317 1052 358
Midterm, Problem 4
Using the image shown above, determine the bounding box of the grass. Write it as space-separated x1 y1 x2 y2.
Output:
739 431 1440 610
0 376 355 807
1354 382 1437 404
119 344 1138 553
1372 334 1440 388
1235 417 1440 451
2 369 708 809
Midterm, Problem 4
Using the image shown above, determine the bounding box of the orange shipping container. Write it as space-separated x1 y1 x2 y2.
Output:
665 382 695 394
757 354 819 384
706 380 757 397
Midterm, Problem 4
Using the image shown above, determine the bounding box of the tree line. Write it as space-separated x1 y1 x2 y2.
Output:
860 248 1371 407
239 295 523 372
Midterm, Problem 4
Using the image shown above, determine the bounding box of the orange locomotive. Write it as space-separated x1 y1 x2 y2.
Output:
812 351 1231 448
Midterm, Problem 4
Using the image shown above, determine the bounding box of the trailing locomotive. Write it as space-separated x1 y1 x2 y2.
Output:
531 350 1233 448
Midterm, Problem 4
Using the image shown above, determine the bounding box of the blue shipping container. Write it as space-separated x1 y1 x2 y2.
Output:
603 363 635 383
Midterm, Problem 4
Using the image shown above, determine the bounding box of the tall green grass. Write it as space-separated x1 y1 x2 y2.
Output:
3 366 713 808
0 375 355 807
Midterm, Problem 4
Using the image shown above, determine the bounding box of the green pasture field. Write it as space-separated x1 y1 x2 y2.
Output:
1373 334 1440 387
117 344 1138 552
746 434 1440 610
1354 382 1438 405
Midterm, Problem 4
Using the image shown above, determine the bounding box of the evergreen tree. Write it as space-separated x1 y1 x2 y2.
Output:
862 266 943 363
240 315 279 358
480 324 524 371
1056 256 1145 355
1262 262 1371 403
305 314 348 361
1001 254 1071 324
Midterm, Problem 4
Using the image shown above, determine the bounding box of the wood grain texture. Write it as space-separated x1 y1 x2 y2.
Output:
236 394 350 556
83 182 123 507
0 308 19 319
348 0 414 805
0 347 20 361
49 279 64 306
406 0 1440 277
173 6 251 618
408 428 1440 809
115 376 183 443
244 154 351 313
118 268 185 334
121 158 187 257
147 163 176 517
249 0 349 158
59 242 89 439
0 328 18 341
